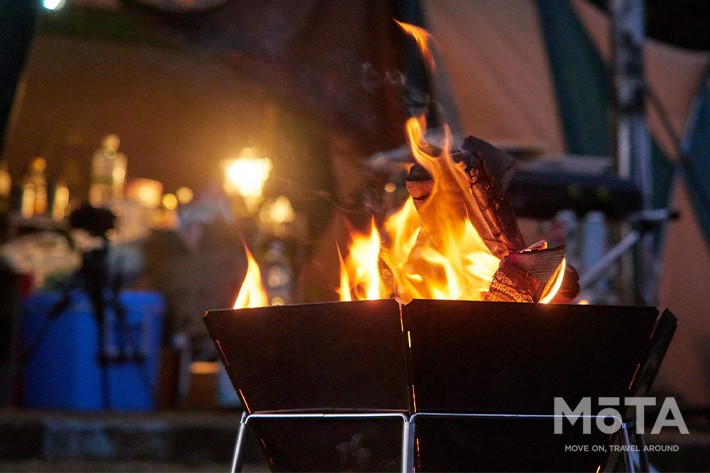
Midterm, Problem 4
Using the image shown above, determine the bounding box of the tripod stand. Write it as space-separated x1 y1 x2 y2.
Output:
20 204 151 410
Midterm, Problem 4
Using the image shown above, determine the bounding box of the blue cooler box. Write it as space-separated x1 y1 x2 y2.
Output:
21 290 164 411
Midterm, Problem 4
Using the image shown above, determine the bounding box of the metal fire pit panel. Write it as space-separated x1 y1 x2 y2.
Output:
403 300 666 414
206 300 676 472
402 301 675 472
203 299 409 412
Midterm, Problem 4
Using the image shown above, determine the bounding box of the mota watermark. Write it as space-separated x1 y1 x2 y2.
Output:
554 397 689 435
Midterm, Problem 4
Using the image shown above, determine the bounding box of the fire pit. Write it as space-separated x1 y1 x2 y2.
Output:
203 21 677 472
204 301 675 472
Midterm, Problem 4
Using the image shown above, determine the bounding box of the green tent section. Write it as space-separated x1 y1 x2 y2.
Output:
536 0 675 216
535 0 610 157
683 71 710 246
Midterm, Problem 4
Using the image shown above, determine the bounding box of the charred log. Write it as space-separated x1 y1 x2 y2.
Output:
485 246 573 303
459 141 526 254
405 135 525 258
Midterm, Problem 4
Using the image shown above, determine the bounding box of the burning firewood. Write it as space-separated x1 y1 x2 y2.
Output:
459 136 526 255
387 20 580 304
550 263 581 304
405 134 525 259
484 257 543 303
403 127 580 304
485 246 567 303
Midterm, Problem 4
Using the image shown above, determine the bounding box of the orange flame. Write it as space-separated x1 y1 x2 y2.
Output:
396 117 499 302
380 197 421 289
395 20 436 72
539 258 566 304
338 218 389 301
234 244 269 309
336 244 352 302
314 22 565 305
339 116 501 303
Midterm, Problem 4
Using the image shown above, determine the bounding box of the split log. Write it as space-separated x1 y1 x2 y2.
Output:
484 246 578 303
550 263 581 304
459 135 516 191
484 257 542 303
459 136 526 254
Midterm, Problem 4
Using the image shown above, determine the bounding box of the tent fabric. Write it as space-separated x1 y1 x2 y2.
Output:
535 0 610 156
657 176 710 406
571 0 710 406
0 2 38 153
422 0 566 154
571 0 710 162
543 0 676 211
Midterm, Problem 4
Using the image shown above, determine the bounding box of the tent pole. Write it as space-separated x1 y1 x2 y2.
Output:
610 0 656 306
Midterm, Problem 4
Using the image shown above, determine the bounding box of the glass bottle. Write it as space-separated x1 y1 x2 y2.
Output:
89 134 127 208
20 157 48 218
0 161 10 214
52 181 70 221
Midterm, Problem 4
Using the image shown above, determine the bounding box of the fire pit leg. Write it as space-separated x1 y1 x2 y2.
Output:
620 423 636 473
402 417 414 473
230 411 248 473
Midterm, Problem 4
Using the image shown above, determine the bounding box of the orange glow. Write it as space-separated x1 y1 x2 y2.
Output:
338 219 388 301
578 299 590 305
380 197 421 297
395 20 436 72
337 245 353 302
234 244 269 309
539 258 566 304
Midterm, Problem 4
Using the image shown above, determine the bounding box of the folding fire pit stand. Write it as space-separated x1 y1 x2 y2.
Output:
204 300 675 472
230 411 413 473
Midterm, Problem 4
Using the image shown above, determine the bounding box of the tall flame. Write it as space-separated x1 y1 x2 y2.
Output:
280 21 566 306
395 20 436 72
338 218 389 301
234 244 269 309
396 117 500 302
380 196 421 290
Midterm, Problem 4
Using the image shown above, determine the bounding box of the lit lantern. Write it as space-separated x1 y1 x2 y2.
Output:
222 147 272 215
